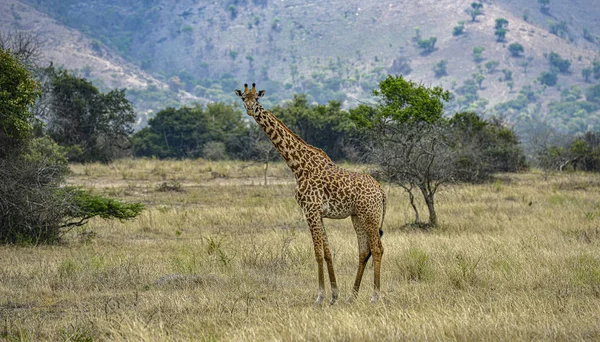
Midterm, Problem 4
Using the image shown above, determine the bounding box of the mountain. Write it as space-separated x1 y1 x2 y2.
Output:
3 0 600 133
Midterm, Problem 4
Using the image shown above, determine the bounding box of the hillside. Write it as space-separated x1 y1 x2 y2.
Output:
0 0 201 120
3 0 600 133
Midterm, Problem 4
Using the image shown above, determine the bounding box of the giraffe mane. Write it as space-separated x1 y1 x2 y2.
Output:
263 106 332 161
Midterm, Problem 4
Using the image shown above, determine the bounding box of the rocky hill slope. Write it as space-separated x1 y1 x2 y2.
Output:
3 0 600 133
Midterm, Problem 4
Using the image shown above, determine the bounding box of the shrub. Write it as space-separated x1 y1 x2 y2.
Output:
548 52 571 73
0 49 143 244
397 248 432 282
472 46 485 62
202 141 228 160
0 143 143 244
417 37 437 54
508 43 524 57
495 28 507 42
453 21 465 36
585 84 600 103
433 60 448 78
539 71 558 86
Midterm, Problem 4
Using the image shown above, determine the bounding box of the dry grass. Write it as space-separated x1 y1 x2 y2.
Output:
2 159 600 341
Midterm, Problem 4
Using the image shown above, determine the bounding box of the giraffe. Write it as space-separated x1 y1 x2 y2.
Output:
235 83 386 304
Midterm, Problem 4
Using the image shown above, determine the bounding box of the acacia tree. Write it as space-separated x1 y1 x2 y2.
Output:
350 75 453 227
468 2 483 21
0 31 42 68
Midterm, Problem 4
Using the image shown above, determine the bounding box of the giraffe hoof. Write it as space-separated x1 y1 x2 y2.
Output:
330 289 338 305
370 293 380 303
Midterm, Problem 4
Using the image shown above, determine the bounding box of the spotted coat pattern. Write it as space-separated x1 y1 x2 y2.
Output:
235 84 386 304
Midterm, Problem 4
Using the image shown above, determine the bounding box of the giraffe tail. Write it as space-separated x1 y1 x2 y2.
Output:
379 190 386 238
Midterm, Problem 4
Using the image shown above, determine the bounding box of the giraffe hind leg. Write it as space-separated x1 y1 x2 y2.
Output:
368 219 384 303
348 215 371 302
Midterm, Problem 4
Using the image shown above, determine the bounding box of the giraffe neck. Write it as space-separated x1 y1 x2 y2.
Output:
251 103 331 175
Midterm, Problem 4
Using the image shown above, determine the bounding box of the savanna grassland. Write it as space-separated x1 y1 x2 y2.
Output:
2 159 600 341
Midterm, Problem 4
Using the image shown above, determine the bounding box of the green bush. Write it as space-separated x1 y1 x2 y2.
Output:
548 52 571 73
0 136 143 244
452 22 465 36
450 112 527 181
539 71 558 86
132 103 246 159
508 43 524 57
417 37 437 54
0 49 39 157
0 50 143 244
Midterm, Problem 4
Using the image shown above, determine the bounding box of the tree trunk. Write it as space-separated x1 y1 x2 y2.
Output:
421 188 438 227
405 187 420 224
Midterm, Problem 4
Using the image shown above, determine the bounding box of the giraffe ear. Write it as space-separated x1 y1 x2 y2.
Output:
257 90 266 98
234 89 243 97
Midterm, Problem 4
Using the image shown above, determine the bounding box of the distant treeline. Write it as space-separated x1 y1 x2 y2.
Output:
26 63 599 175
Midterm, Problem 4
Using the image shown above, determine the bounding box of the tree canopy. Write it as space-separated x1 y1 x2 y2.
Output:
132 103 246 159
0 48 39 157
41 68 136 163
271 94 353 160
350 75 524 227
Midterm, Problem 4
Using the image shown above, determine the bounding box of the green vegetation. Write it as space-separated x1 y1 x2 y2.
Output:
495 18 509 29
538 0 550 13
534 131 600 172
132 94 355 162
41 67 136 163
495 27 507 42
449 112 526 178
472 46 485 63
452 21 465 36
582 67 593 82
417 37 437 54
508 42 524 57
271 94 353 161
485 60 499 74
548 52 571 73
433 60 448 78
350 75 523 227
451 75 488 113
549 20 569 39
132 103 246 159
539 71 558 86
469 2 483 21
0 49 39 157
0 48 142 244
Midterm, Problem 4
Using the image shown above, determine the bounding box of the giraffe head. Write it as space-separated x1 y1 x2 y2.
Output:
234 83 266 115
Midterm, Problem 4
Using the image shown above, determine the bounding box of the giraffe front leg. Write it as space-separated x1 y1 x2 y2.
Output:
322 228 338 305
306 213 326 305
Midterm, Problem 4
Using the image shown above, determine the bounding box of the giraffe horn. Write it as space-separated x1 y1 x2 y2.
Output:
244 83 248 92
252 83 256 91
